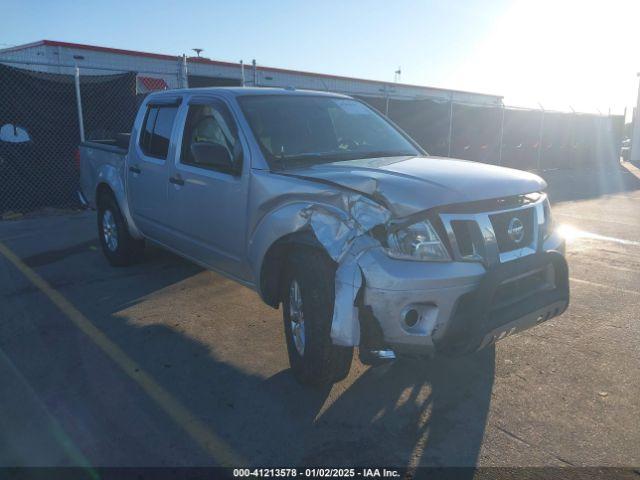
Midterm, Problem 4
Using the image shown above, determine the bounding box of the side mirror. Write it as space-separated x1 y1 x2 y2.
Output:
190 142 234 172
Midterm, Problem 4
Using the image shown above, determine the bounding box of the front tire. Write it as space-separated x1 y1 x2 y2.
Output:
97 193 144 267
282 247 353 386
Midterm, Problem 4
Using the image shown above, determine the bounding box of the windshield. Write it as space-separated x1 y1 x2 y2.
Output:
237 95 421 169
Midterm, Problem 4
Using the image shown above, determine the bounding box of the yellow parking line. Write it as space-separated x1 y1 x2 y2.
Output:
0 241 244 466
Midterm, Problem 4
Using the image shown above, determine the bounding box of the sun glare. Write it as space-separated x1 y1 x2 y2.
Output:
556 223 640 246
556 224 581 243
454 0 639 113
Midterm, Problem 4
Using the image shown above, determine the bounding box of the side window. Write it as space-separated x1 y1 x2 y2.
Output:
138 104 178 160
180 101 241 173
139 107 158 154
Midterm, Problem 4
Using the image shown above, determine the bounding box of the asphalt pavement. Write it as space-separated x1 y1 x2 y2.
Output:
1 164 639 468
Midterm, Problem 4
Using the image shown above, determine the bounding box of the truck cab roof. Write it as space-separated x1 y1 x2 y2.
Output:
146 86 353 101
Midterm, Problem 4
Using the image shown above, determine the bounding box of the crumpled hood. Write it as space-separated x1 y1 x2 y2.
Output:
287 156 547 217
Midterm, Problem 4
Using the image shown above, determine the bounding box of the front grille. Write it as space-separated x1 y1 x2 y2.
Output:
440 197 543 265
489 207 535 253
450 220 481 257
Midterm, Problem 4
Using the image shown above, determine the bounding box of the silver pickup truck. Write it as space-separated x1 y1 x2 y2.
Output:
80 87 569 385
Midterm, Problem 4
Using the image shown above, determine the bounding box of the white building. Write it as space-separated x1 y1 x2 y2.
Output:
0 39 503 106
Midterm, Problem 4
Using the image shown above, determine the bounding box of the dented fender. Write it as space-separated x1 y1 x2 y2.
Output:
249 187 392 347
303 196 390 347
248 200 344 281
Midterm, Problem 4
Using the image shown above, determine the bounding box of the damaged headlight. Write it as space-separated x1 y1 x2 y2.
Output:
385 220 451 261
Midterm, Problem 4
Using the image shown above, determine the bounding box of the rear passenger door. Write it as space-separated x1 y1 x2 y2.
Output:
127 98 180 243
167 95 249 280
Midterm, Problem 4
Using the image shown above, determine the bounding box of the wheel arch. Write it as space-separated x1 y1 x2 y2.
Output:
248 201 340 308
94 165 142 239
258 229 327 308
96 182 115 204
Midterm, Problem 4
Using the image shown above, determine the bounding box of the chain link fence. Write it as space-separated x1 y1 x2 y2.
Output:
0 54 184 215
359 96 624 171
0 52 625 215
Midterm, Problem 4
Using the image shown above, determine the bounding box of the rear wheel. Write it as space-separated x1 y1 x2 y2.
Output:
282 247 353 386
97 193 144 267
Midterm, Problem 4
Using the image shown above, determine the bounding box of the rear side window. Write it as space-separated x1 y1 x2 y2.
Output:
139 104 179 160
139 107 158 153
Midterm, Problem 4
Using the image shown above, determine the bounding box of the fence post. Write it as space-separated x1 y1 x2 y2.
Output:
240 60 245 86
537 106 545 171
447 95 454 157
631 73 640 164
179 54 188 88
384 85 390 117
74 66 85 143
498 104 505 165
252 59 257 87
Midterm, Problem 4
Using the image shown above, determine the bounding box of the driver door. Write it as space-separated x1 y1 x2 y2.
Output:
167 96 249 280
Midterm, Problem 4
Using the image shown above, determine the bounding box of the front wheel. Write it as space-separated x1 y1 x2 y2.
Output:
97 193 144 267
282 247 353 386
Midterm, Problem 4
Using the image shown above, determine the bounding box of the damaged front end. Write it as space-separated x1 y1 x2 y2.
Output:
288 186 568 361
299 193 391 349
298 191 461 361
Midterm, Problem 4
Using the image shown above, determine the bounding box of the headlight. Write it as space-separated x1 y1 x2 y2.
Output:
386 220 451 261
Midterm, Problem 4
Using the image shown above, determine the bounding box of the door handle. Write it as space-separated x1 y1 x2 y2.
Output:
169 175 185 186
129 165 141 174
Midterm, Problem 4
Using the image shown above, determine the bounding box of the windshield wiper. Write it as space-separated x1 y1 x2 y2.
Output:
354 150 417 159
273 148 325 170
285 150 415 162
279 152 345 166
271 150 417 170
286 152 343 160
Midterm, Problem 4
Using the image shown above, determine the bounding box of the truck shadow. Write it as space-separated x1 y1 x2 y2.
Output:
1 243 494 469
296 350 495 467
82 315 494 467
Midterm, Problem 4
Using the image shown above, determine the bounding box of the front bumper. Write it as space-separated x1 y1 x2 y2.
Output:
358 233 568 356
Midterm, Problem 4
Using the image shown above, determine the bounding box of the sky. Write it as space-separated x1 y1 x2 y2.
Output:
3 0 638 117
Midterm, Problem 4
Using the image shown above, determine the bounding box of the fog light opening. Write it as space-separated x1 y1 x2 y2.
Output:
404 309 419 328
